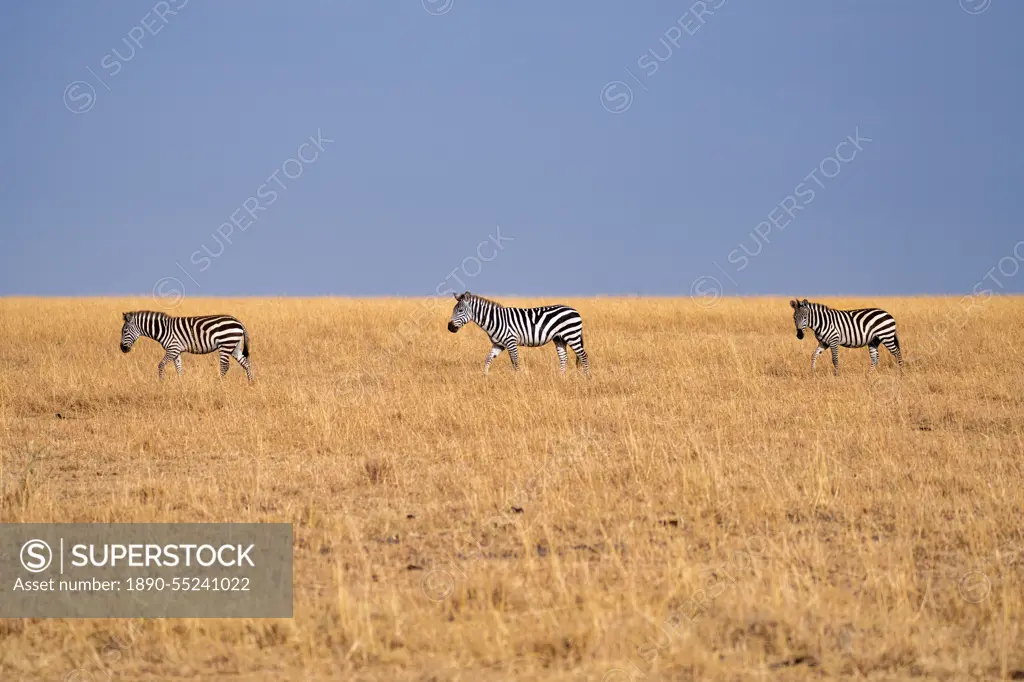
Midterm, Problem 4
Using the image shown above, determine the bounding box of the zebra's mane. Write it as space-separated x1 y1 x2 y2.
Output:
463 293 504 308
128 310 171 320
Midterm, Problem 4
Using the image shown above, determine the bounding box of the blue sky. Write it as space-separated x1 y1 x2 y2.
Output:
1 1 1021 299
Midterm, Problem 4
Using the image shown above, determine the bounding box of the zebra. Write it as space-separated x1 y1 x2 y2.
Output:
120 311 253 382
790 298 903 375
447 292 590 376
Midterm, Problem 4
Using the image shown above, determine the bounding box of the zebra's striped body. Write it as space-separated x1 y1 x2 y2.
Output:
790 299 902 375
120 311 253 381
447 292 589 375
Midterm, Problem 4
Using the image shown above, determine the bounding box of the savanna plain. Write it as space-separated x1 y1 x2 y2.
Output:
0 296 1022 681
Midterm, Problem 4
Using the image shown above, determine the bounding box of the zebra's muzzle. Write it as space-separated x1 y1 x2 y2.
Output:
447 322 459 333
796 329 804 340
120 343 131 353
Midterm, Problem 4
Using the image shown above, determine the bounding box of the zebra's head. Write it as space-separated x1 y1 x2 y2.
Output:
448 292 472 333
120 312 141 353
790 299 810 339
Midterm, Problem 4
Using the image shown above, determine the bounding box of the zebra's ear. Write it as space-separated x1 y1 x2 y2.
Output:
122 312 129 321
801 299 808 305
789 300 797 309
453 293 461 301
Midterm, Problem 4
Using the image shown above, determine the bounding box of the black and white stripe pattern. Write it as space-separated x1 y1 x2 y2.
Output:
790 298 902 375
120 311 253 381
447 292 589 375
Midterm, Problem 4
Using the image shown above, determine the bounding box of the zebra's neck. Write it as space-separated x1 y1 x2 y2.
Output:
468 297 501 335
138 312 169 343
807 303 831 331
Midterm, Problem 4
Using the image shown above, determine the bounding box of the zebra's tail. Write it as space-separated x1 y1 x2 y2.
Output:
575 329 585 368
242 329 250 358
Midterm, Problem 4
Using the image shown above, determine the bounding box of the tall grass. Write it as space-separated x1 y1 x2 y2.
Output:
1 296 1021 680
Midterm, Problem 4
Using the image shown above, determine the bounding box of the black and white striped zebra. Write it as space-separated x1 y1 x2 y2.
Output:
120 311 253 382
447 292 589 376
790 298 902 375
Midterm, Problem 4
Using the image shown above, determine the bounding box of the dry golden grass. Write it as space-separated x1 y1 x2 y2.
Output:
1 296 1022 681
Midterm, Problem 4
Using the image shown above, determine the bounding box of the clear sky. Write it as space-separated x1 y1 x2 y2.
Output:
1 1 1021 299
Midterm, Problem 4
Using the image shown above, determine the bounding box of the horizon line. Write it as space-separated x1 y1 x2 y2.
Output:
2 293 1021 299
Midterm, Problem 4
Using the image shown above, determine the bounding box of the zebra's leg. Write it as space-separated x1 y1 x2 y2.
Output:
218 350 231 377
885 334 904 373
157 351 177 380
483 344 504 374
811 344 825 370
231 340 253 382
567 337 589 377
829 342 840 376
173 355 183 376
506 342 520 371
238 356 253 382
554 339 568 374
868 340 880 371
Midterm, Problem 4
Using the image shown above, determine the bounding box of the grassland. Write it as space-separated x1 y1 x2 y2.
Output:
0 296 1022 681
